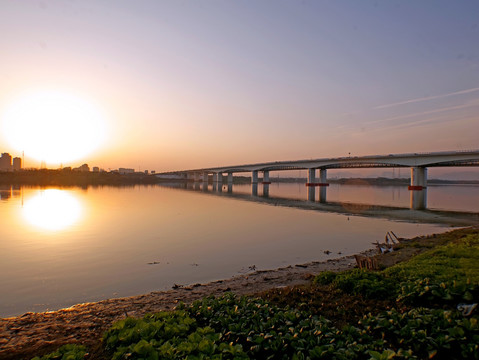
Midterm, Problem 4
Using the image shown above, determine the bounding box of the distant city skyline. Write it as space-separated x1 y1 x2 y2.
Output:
1 1 478 175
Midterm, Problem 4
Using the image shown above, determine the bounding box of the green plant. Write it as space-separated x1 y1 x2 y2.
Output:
31 344 87 360
181 293 382 359
313 270 337 285
359 308 479 359
317 269 397 300
103 310 247 359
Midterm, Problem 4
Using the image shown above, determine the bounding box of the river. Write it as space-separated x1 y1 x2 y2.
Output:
0 182 478 317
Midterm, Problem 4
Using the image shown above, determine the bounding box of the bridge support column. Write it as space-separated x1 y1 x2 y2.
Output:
263 183 270 198
252 183 258 196
409 167 427 190
319 186 327 203
211 173 217 191
319 169 328 185
410 189 427 210
307 186 315 201
203 172 209 183
262 170 271 184
217 173 223 192
306 169 316 186
194 172 200 182
227 173 233 193
252 170 258 184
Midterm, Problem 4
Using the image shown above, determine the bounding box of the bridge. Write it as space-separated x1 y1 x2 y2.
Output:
158 150 479 190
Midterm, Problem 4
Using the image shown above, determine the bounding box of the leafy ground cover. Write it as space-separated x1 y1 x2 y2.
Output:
313 230 479 308
31 228 479 359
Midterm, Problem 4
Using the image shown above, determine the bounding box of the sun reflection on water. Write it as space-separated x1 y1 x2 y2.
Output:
23 189 82 231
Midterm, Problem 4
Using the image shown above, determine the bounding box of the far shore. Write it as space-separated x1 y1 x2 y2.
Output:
1 169 479 187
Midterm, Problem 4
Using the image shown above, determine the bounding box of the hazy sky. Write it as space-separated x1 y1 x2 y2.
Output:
1 0 478 172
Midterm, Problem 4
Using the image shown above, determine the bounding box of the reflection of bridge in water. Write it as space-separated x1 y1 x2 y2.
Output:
163 182 479 227
158 150 479 211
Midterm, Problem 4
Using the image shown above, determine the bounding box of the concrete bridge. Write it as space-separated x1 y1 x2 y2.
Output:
158 150 479 191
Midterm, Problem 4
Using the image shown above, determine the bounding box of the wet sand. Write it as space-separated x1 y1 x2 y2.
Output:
0 252 370 359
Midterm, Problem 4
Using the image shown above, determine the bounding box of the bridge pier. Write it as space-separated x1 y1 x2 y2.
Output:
410 188 427 210
262 170 271 184
319 186 327 203
203 172 209 183
194 172 201 182
306 168 328 186
307 186 315 201
319 169 328 185
227 172 233 192
306 169 316 186
217 172 223 186
252 170 258 184
409 167 427 190
263 183 270 197
252 183 258 196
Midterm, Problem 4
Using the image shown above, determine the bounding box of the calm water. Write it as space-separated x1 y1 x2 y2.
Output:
1 183 478 317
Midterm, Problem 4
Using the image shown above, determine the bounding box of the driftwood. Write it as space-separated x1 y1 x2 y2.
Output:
354 255 378 270
373 231 403 255
390 231 402 242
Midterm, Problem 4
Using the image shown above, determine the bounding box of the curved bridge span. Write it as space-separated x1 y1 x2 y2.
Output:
159 150 479 189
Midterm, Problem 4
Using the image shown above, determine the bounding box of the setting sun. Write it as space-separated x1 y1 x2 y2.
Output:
1 90 107 165
22 189 83 231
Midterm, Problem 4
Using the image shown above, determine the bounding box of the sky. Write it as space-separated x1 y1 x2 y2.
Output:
0 0 478 175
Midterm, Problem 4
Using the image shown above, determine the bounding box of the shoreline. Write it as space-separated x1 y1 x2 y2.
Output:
0 250 373 358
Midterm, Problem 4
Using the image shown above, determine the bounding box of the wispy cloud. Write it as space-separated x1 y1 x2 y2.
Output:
367 100 479 125
351 112 478 137
373 87 479 110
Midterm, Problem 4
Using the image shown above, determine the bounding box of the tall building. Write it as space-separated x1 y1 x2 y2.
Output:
73 164 90 172
12 157 22 170
0 153 12 171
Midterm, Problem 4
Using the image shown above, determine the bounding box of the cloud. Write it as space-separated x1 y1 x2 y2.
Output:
367 100 479 125
373 87 479 110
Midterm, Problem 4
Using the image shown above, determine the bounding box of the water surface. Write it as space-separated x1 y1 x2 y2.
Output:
1 183 477 317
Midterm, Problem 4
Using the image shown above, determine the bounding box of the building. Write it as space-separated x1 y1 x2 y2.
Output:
92 166 100 173
0 153 12 171
118 168 135 175
73 164 90 172
12 157 22 170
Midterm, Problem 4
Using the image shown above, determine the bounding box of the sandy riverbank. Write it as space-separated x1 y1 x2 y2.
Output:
0 250 374 360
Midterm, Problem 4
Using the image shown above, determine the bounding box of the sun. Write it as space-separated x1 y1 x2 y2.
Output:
22 189 83 231
1 90 107 165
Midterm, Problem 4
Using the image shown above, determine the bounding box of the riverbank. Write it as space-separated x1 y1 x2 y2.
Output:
0 251 365 359
1 227 477 359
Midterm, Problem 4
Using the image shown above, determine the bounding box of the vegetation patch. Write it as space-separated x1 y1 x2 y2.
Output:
102 310 247 359
313 231 479 307
31 344 87 360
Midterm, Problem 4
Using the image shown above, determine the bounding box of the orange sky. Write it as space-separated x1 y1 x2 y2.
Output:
1 1 478 175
